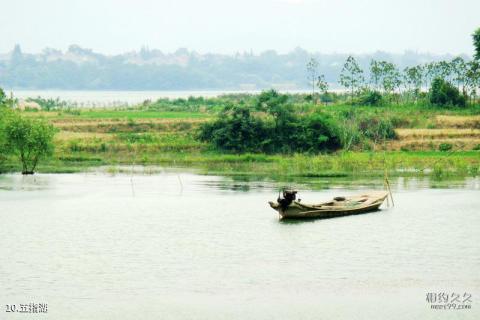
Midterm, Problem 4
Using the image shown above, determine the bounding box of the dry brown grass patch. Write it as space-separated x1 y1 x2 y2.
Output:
50 118 204 133
396 128 480 139
435 115 480 129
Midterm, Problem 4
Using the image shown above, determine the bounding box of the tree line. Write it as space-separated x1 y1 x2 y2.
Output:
306 28 480 107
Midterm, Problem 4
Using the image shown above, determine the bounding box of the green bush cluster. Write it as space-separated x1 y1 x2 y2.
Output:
198 107 269 153
429 78 466 107
198 95 342 154
356 90 384 106
438 143 453 152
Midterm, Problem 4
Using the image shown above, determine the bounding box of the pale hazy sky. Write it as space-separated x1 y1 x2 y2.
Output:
1 0 479 55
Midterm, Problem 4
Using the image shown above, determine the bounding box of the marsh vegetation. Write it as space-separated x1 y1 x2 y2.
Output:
1 89 479 179
1 28 479 178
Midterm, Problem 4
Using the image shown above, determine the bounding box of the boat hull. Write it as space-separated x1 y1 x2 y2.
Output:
269 192 388 220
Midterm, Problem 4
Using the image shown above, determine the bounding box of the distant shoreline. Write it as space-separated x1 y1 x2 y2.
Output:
7 89 326 106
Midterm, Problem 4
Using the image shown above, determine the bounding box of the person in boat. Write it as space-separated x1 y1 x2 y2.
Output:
278 190 297 209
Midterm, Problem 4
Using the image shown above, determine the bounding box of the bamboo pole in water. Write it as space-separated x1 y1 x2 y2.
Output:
383 138 394 207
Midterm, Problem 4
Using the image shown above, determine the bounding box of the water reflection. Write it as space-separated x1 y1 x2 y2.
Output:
196 174 480 193
1 171 479 194
0 174 53 191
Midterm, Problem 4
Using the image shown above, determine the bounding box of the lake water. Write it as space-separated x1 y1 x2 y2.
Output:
0 172 479 319
11 90 252 106
10 89 312 107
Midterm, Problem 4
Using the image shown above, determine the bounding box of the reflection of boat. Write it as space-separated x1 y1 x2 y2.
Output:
269 190 389 219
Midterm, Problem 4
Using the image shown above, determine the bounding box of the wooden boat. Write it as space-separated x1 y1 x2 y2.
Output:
269 190 389 219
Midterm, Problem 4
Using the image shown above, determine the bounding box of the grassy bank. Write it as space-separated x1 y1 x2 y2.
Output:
2 149 479 180
4 97 480 179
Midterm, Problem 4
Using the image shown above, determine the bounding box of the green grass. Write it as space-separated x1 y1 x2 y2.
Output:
4 97 479 178
3 150 472 179
322 103 480 129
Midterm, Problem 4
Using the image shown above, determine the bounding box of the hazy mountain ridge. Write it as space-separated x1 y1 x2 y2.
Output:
0 44 470 90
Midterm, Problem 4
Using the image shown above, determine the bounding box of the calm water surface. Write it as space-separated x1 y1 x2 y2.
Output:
0 172 479 319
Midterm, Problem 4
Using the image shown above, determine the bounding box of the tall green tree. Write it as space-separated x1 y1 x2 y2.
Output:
316 74 329 98
381 62 402 98
438 60 453 82
473 28 480 61
369 60 382 91
423 61 452 89
450 57 467 91
369 60 401 97
424 62 437 89
4 115 56 174
306 58 319 103
403 65 423 102
0 88 6 105
465 60 480 104
340 56 364 102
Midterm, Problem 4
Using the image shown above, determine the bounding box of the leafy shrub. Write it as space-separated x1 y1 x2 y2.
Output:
320 92 336 104
198 107 269 153
358 90 383 106
358 116 396 142
429 78 466 107
295 113 341 152
255 89 289 112
438 143 453 152
198 104 341 154
303 94 314 102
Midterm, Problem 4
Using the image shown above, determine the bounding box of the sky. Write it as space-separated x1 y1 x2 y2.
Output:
1 0 479 55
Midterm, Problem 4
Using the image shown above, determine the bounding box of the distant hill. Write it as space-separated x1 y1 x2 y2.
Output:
0 44 469 90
